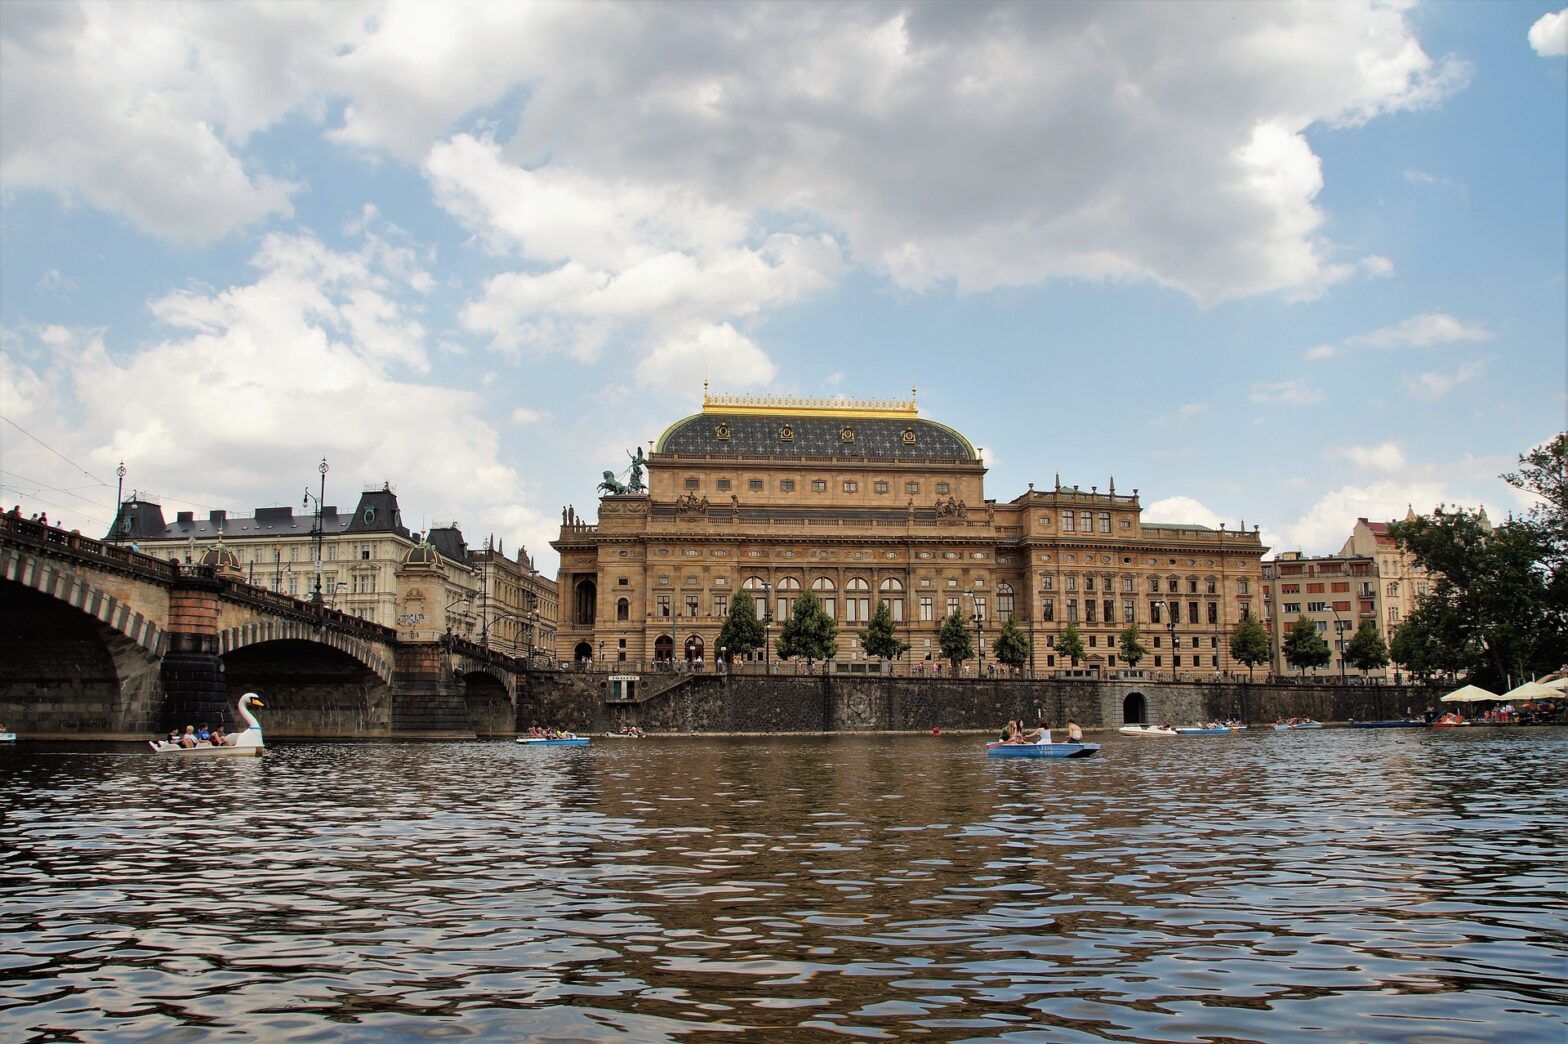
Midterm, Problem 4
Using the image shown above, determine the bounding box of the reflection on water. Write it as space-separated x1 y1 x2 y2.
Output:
1 729 1565 1042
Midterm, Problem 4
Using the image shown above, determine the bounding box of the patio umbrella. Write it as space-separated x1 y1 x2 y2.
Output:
1501 681 1560 702
1440 684 1498 703
1539 675 1568 693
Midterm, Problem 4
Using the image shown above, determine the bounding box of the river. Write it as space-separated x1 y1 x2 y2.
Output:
1 727 1564 1042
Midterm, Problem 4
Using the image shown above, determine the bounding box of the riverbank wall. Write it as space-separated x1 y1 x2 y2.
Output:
522 670 1445 735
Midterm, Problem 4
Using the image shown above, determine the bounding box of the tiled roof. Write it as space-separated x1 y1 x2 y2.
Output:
656 412 976 461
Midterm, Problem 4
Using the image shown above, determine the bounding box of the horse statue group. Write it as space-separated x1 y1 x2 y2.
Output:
597 448 649 496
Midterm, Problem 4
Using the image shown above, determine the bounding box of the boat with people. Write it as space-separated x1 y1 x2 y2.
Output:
0 730 15 743
1118 724 1179 738
1432 712 1469 728
603 727 645 739
148 693 265 757
1173 723 1241 735
1272 718 1324 730
1347 719 1426 729
516 734 589 746
985 740 1100 759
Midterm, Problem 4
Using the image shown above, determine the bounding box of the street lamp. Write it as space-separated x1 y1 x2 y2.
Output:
719 646 726 673
966 588 984 675
114 462 126 544
761 580 773 674
1160 600 1177 682
302 457 328 605
1328 603 1346 682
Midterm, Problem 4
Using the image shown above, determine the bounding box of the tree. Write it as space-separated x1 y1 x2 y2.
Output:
859 599 909 662
715 591 765 662
938 609 973 674
775 588 837 664
1118 623 1148 667
1389 609 1440 682
1229 613 1271 681
1283 614 1331 676
1057 622 1086 666
991 614 1030 670
1345 619 1390 677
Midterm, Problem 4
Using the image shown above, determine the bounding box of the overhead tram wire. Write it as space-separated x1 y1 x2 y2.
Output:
0 415 110 486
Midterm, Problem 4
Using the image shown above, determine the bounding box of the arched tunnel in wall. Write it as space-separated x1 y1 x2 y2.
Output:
223 639 391 739
459 670 513 737
0 581 161 737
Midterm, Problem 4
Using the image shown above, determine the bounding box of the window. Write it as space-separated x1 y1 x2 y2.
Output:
1207 602 1217 624
685 478 700 489
685 595 700 618
844 481 860 493
874 481 889 494
714 595 727 617
748 479 764 491
616 598 629 621
1042 575 1054 591
846 577 871 622
1168 578 1179 593
1085 598 1096 622
996 583 1014 614
1067 599 1079 622
812 576 836 619
1188 601 1198 623
905 482 919 494
1187 579 1198 594
1331 581 1349 593
1148 577 1160 593
717 479 732 491
1122 577 1134 592
1123 600 1135 622
1306 583 1324 594
1239 580 1249 595
1067 575 1078 592
1085 576 1095 592
1062 512 1075 532
1206 579 1217 594
780 480 795 492
1284 602 1301 614
920 596 934 621
656 594 671 618
287 577 298 596
1389 606 1400 623
881 578 905 621
1150 601 1163 623
937 483 950 494
1103 600 1114 623
1080 511 1092 531
1042 599 1054 622
947 597 960 617
1239 601 1250 618
1099 512 1111 533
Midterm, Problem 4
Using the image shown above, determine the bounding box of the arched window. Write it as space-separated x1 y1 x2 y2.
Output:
616 597 629 621
879 577 904 621
879 577 904 591
776 576 800 618
845 577 871 623
812 577 836 619
742 575 767 590
996 582 1014 615
812 577 836 591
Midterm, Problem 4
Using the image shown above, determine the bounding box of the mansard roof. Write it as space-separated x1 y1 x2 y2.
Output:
654 392 977 462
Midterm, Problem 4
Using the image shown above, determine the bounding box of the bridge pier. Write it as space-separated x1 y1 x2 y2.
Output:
158 577 231 733
390 641 478 739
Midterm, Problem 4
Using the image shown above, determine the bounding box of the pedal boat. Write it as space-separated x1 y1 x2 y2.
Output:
986 740 1100 758
149 693 265 757
1118 724 1179 737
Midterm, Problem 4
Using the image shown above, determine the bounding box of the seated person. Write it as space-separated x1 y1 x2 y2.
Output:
1065 719 1084 743
1023 719 1053 744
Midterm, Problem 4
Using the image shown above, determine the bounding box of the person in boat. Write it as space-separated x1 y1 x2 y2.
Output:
210 726 227 746
1065 719 1083 743
1022 719 1053 744
196 723 211 743
179 726 198 748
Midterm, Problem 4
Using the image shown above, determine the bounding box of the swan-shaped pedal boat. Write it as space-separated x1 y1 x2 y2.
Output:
149 693 266 757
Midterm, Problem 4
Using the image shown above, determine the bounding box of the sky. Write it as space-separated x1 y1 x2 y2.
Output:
2 0 1565 575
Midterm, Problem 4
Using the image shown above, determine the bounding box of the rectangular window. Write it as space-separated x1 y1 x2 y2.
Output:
1042 600 1054 622
1089 635 1097 648
905 482 919 494
812 480 826 492
920 596 933 621
1067 575 1078 592
1150 601 1163 623
820 597 835 619
1187 579 1198 594
780 480 795 492
714 595 727 617
1103 601 1114 623
1306 582 1324 593
1123 600 1135 622
1284 602 1301 613
974 597 987 621
1080 511 1092 531
1062 512 1075 532
1123 577 1134 592
1085 598 1096 622
1188 601 1198 623
1067 599 1079 623
1206 579 1217 594
287 577 298 596
1307 601 1327 613
685 478 700 489
874 481 889 494
998 591 1014 613
947 597 960 617
657 595 671 618
1168 578 1179 593
1331 581 1349 593
1099 512 1111 533
1239 580 1249 595
326 546 336 562
1148 577 1160 593
1239 601 1250 618
1042 575 1054 591
1085 576 1095 592
1207 602 1218 624
685 595 699 618
749 479 764 491
717 479 732 491
888 599 904 622
936 483 950 494
843 481 858 493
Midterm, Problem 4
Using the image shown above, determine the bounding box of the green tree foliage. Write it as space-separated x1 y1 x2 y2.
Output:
1283 614 1331 676
1389 610 1440 681
939 609 973 674
859 599 909 661
775 588 837 663
991 614 1030 669
1229 613 1271 680
715 591 765 660
1389 467 1566 688
1345 619 1390 676
1057 622 1086 666
1118 623 1147 667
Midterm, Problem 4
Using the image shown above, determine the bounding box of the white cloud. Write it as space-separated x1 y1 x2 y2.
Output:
1304 342 1340 360
1143 495 1228 530
1336 442 1408 474
0 229 539 547
1529 9 1568 57
1349 312 1494 348
1402 358 1486 400
1278 479 1448 555
1249 379 1323 405
510 407 546 425
4 2 1466 302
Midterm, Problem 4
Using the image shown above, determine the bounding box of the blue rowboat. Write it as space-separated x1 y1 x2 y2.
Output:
986 741 1100 759
516 737 590 746
1348 720 1425 729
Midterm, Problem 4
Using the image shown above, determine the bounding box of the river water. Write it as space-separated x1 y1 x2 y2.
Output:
1 728 1564 1043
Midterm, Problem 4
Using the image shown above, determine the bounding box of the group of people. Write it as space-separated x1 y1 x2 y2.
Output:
165 723 230 748
522 726 577 739
998 718 1084 745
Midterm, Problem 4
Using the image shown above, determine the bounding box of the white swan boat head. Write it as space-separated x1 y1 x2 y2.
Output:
148 692 266 757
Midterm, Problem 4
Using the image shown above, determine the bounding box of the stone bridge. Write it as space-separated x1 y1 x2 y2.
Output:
0 514 522 740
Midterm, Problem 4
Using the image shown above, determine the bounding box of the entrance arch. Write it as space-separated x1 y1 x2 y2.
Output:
1123 692 1147 725
684 634 705 664
654 634 674 663
574 641 593 662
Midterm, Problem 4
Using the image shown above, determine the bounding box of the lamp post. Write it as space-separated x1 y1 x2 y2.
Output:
479 534 491 649
762 580 773 674
114 462 126 544
966 588 984 675
1328 603 1346 682
1161 600 1177 682
719 646 726 674
302 457 328 605
273 545 282 592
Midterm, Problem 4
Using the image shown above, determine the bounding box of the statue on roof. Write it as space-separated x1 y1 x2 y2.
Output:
598 471 628 496
627 448 647 492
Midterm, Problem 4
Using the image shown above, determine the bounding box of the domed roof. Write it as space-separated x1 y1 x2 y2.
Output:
654 392 977 462
199 540 243 576
402 537 442 567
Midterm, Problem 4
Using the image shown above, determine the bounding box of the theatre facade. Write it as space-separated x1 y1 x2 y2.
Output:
553 392 1267 676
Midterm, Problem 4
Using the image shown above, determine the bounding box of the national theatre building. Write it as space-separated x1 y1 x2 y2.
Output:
553 392 1267 676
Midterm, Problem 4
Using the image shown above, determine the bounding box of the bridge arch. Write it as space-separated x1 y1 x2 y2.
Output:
1 547 164 658
219 621 393 684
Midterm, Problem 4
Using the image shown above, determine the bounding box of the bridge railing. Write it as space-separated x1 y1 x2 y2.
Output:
2 512 182 582
218 578 397 642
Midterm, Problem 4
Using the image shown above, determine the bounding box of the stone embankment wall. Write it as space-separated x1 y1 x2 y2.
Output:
524 670 1444 735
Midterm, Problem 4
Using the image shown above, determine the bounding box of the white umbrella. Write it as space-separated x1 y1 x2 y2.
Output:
1440 684 1498 704
1540 675 1568 693
1500 681 1560 702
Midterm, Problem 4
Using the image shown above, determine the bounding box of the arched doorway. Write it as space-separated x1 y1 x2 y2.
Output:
574 641 593 663
684 634 705 664
1123 692 1147 724
573 579 596 625
654 634 674 664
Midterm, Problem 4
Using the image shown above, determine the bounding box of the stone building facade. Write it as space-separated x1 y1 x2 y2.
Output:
1260 550 1383 680
553 392 1268 676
